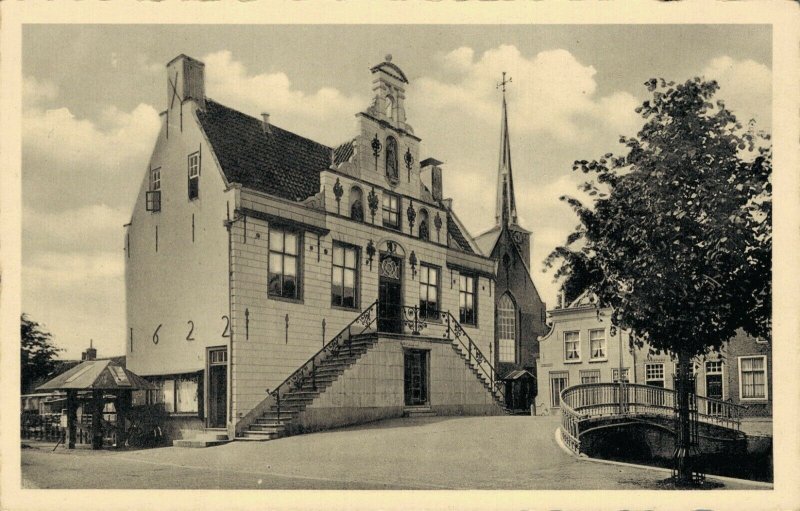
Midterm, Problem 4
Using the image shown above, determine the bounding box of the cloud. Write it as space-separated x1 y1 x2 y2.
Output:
23 76 58 108
22 88 160 213
409 45 640 142
202 50 365 145
23 204 128 255
702 56 772 129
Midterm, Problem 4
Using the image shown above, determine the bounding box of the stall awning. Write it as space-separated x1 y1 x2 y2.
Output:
36 359 155 391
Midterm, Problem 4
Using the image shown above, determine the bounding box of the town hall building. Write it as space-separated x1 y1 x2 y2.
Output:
125 54 506 442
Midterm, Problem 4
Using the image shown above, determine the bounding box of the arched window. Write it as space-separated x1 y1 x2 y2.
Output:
350 186 364 222
418 208 430 241
385 136 399 182
498 293 516 363
385 95 395 120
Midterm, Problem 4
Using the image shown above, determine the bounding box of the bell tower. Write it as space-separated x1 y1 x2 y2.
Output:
367 54 410 129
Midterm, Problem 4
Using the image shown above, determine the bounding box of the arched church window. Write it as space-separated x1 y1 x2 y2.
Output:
385 136 399 182
498 293 516 363
418 209 430 241
350 186 364 222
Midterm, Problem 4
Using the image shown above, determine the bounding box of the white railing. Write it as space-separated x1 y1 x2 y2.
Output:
559 383 746 454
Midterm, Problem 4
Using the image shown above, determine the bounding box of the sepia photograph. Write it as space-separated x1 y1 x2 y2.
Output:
1 3 798 510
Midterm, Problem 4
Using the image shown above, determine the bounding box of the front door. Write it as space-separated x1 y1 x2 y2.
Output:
706 373 723 415
378 254 402 333
404 349 428 406
207 348 227 428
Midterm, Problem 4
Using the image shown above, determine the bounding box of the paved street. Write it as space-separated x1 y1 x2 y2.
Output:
21 416 763 490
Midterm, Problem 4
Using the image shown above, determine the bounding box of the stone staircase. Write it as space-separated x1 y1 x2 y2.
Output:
238 335 381 441
449 341 507 410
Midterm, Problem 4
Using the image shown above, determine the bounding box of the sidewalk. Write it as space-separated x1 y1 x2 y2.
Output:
20 415 769 490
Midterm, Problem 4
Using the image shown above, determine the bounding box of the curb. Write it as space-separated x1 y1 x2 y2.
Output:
552 428 773 489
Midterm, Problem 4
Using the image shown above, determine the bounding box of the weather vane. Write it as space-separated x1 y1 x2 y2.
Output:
497 72 512 94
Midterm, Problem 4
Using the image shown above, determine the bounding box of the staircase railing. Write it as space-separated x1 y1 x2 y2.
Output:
235 301 379 435
271 301 380 408
398 305 505 405
558 383 747 454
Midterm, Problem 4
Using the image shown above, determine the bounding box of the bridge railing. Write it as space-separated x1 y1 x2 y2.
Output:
559 383 746 453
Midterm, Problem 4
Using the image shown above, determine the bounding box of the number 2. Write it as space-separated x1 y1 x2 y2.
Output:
221 315 230 338
186 320 195 341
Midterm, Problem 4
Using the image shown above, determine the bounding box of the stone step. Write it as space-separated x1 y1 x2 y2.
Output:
238 430 283 441
172 431 231 448
248 423 286 432
404 406 436 418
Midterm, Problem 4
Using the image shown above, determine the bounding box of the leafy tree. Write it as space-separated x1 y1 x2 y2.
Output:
546 77 771 484
21 313 62 392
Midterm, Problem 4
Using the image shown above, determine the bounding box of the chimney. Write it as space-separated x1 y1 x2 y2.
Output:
261 113 271 134
166 54 206 113
420 157 444 202
82 339 97 361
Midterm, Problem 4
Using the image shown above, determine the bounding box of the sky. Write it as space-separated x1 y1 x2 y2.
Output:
21 24 772 359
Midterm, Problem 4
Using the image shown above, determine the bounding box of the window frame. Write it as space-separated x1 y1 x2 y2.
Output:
188 151 200 201
549 372 569 408
645 362 666 387
738 355 768 401
418 263 441 320
150 167 161 192
612 368 630 383
580 369 601 384
331 241 360 310
564 331 581 363
267 226 303 302
497 293 516 363
458 273 478 326
589 329 607 361
381 192 401 231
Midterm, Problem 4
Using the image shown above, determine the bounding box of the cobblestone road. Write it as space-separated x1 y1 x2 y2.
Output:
20 415 766 490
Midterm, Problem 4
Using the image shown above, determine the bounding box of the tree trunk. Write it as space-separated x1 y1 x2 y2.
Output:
674 350 693 484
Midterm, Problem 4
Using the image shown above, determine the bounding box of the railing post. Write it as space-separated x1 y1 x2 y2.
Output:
446 313 451 340
276 392 281 419
468 339 473 366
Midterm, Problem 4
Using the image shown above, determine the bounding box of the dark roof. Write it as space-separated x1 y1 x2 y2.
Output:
333 140 354 165
447 212 474 254
37 359 154 391
197 100 333 201
502 369 536 381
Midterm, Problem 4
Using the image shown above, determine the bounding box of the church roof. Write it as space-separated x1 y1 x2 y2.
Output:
197 99 477 253
197 100 333 202
474 225 501 256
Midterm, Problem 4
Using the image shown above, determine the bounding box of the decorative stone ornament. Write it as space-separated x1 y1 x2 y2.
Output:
371 134 382 173
434 212 443 241
332 178 343 215
407 200 416 233
409 250 418 279
365 240 376 270
404 147 414 181
367 187 379 224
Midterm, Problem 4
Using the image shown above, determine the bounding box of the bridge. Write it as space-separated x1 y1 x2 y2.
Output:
559 383 749 463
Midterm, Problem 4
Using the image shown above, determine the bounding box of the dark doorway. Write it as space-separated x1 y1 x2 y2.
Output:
404 349 428 406
207 348 227 428
378 254 402 333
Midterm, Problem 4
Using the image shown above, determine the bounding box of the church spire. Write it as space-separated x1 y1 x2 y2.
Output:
495 72 517 226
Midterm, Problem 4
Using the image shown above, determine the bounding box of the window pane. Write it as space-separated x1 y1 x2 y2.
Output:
429 268 438 285
269 253 283 274
343 268 355 288
268 273 282 295
284 233 298 255
284 256 297 277
161 379 175 413
283 276 296 298
333 246 343 266
270 231 284 252
344 248 356 268
332 267 343 286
